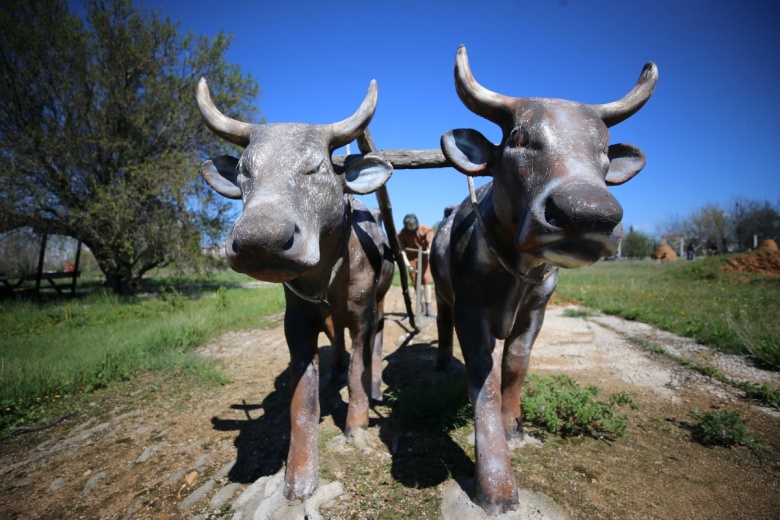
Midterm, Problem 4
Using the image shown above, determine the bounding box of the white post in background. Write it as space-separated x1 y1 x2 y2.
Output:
754 234 758 249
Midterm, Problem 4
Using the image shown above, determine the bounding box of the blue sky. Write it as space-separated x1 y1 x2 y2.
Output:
143 0 778 235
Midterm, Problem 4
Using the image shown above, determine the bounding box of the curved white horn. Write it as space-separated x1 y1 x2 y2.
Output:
196 78 255 147
592 62 658 127
328 80 378 150
453 45 515 131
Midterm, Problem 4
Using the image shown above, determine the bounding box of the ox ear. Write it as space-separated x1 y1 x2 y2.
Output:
343 155 393 195
606 144 646 186
200 156 242 199
441 129 494 177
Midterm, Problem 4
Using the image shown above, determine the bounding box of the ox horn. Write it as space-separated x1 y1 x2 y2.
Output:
592 62 658 127
196 78 255 148
328 80 379 151
453 45 515 131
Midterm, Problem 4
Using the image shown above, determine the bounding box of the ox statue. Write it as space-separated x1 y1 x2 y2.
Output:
196 79 394 501
431 46 657 514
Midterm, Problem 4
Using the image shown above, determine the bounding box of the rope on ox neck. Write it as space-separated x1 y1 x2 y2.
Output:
468 177 557 285
283 196 353 305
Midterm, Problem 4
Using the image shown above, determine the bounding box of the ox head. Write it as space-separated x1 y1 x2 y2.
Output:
441 46 657 268
197 79 392 282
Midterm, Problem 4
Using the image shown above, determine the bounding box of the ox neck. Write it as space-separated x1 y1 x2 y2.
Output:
283 196 353 305
468 178 557 285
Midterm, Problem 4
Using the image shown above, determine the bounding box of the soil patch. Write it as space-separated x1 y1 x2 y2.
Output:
721 251 780 276
1 286 779 519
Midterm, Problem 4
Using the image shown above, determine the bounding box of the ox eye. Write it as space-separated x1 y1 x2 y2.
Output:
509 128 530 148
306 160 327 175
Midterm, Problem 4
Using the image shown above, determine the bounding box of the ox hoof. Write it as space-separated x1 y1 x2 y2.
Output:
464 431 541 450
440 478 571 519
507 433 541 450
331 428 388 458
231 469 346 519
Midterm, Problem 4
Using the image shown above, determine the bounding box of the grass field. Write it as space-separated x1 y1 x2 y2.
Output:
555 254 780 368
2 253 777 434
0 272 285 433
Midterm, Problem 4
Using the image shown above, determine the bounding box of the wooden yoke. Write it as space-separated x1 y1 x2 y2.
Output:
335 132 451 333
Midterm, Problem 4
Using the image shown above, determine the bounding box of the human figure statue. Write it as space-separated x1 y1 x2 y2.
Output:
687 243 695 261
398 213 436 317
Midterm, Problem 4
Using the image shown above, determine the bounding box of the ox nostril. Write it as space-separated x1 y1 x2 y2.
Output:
281 225 299 252
544 198 565 229
231 239 240 254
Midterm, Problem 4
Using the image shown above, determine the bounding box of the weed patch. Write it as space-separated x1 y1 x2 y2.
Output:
522 374 638 440
562 308 596 318
689 409 759 449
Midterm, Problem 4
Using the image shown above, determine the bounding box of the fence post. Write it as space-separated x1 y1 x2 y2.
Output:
34 233 48 297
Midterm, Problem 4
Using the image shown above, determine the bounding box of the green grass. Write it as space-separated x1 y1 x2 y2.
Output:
0 279 285 433
555 255 780 367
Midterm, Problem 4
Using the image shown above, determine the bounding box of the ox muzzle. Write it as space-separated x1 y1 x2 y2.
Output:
516 182 624 268
225 210 320 283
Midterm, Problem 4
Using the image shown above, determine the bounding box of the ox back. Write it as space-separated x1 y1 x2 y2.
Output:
431 46 657 514
196 79 394 501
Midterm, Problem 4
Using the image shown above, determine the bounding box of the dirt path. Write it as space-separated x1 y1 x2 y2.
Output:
1 286 779 519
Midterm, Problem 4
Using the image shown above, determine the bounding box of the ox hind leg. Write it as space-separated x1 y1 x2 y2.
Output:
501 273 558 442
344 306 379 436
370 298 386 401
435 295 454 371
323 315 348 385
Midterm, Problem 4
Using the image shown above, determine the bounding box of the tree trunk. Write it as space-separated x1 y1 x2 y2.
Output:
103 270 137 296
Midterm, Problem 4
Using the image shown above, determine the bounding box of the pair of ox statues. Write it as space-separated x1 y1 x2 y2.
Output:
196 45 658 515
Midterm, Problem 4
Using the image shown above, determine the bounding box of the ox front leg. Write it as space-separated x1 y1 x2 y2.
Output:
456 310 518 514
501 308 545 443
283 308 321 501
502 274 557 442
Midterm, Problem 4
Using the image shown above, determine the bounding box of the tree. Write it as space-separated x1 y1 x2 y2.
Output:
688 203 729 253
621 226 654 259
659 198 780 254
0 0 259 294
732 198 780 250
